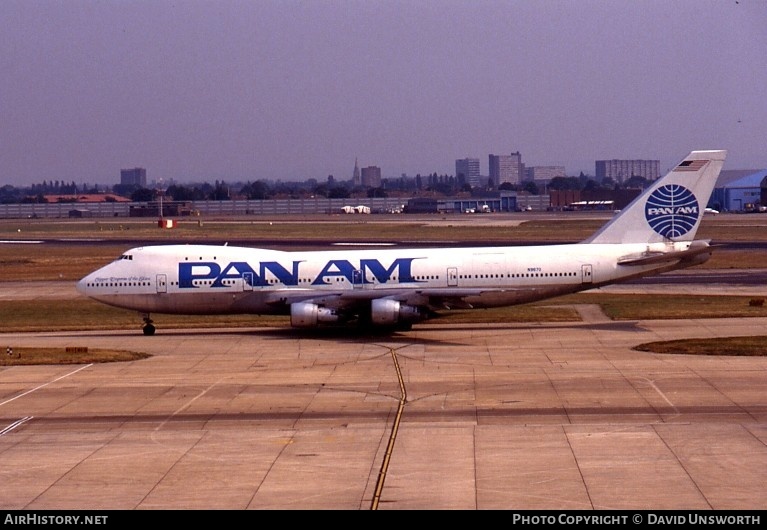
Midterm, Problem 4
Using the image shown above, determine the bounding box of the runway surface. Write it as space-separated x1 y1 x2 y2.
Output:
0 280 766 510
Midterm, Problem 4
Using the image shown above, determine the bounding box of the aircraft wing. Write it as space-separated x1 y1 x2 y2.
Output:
261 286 545 312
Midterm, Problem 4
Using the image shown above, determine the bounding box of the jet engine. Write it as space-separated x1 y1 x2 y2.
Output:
290 302 341 328
370 299 428 326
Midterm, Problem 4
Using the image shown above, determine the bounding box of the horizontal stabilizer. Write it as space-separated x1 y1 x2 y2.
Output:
617 241 712 266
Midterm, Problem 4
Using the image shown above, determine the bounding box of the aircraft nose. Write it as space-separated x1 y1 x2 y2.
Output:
76 277 88 296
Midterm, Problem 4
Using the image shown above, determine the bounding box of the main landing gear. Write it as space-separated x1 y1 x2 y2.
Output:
142 314 156 336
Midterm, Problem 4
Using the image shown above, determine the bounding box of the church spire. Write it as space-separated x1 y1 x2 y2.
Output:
353 157 361 187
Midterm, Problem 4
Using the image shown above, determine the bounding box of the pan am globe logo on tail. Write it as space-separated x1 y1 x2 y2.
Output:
645 184 699 239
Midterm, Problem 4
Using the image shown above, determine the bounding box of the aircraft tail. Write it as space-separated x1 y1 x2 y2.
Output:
582 150 727 245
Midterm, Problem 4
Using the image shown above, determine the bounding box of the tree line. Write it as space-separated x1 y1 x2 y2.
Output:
1 171 650 204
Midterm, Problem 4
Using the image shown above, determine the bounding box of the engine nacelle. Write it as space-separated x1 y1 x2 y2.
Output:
370 299 427 326
290 302 340 328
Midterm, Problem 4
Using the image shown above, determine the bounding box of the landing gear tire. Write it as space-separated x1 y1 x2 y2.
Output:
142 314 155 336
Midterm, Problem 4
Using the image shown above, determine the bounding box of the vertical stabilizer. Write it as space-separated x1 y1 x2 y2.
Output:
582 150 727 244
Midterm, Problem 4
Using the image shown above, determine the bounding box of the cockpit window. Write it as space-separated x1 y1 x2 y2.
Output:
117 254 133 261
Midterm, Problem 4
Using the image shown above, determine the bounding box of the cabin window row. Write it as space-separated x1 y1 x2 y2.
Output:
84 282 151 287
86 271 580 289
459 272 578 279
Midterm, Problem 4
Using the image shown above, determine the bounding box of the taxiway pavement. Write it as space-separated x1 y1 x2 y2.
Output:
0 281 766 510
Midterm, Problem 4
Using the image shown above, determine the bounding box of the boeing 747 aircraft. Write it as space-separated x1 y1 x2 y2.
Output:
77 150 726 335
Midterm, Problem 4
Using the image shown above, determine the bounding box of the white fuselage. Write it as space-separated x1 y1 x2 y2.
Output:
76 240 705 316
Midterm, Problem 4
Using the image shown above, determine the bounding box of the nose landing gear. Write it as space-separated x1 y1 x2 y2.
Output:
142 314 156 336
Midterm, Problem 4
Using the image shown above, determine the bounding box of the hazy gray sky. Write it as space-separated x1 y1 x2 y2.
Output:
2 0 765 186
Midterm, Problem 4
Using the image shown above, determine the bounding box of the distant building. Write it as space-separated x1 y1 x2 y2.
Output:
120 168 147 187
405 191 519 214
710 169 767 212
488 152 523 186
68 208 92 218
549 188 641 211
360 166 381 188
44 194 131 203
129 200 193 218
352 158 361 187
595 159 659 184
526 166 565 181
456 157 481 187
